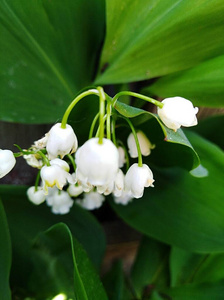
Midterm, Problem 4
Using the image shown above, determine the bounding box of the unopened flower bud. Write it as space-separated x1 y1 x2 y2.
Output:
127 131 155 158
27 186 46 205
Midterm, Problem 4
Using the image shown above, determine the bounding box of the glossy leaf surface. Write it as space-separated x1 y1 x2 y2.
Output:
96 0 224 84
0 0 104 123
146 55 224 108
29 223 108 300
111 132 224 252
0 185 105 290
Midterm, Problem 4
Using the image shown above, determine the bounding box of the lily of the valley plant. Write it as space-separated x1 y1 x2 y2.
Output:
1 87 198 214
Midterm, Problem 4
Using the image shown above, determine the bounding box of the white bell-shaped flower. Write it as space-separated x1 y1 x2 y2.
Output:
114 190 133 205
75 138 119 186
40 159 74 194
157 97 198 131
97 181 114 195
118 146 126 168
127 131 155 158
125 163 154 198
77 191 105 210
0 149 16 178
27 186 46 205
46 123 78 159
46 189 73 214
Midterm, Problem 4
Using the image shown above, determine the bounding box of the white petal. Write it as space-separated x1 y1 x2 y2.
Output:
0 149 16 178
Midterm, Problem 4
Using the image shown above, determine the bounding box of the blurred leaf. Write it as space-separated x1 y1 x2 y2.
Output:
0 0 105 123
193 114 224 150
130 236 169 298
145 55 224 108
103 260 132 300
29 223 108 300
96 0 224 84
0 185 105 290
110 132 224 252
114 101 200 170
164 280 224 300
170 247 224 287
0 200 11 300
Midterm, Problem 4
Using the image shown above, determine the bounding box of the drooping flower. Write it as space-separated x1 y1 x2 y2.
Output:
127 131 155 158
118 146 126 168
0 149 16 178
76 191 105 210
75 138 119 187
113 169 125 197
67 177 84 197
46 123 78 159
27 186 46 205
46 189 73 214
114 190 133 205
157 97 198 131
125 163 154 198
40 159 74 194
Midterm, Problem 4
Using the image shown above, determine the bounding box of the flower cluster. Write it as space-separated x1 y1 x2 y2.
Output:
0 87 198 215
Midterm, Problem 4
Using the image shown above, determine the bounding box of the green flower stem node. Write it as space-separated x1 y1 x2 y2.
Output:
34 170 41 192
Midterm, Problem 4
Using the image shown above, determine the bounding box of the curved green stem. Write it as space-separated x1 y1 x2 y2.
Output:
111 118 117 146
112 91 163 108
61 89 99 129
123 118 143 167
38 151 50 166
34 170 41 192
67 154 76 172
89 113 100 139
106 102 112 140
97 87 106 144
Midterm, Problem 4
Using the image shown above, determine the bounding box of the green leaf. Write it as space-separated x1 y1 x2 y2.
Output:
130 236 169 298
96 0 224 84
110 132 224 252
114 101 200 170
0 200 11 300
193 114 224 150
103 260 132 300
164 281 224 300
0 0 105 123
0 185 106 290
29 223 108 300
170 247 224 287
145 55 224 108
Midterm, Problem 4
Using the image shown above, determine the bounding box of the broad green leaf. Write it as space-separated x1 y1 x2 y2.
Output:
96 0 224 84
0 185 106 290
163 281 224 300
130 236 169 298
29 223 108 300
193 114 224 150
170 247 224 287
0 200 11 300
114 101 200 170
145 55 224 108
103 260 132 300
110 132 224 252
0 0 105 123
